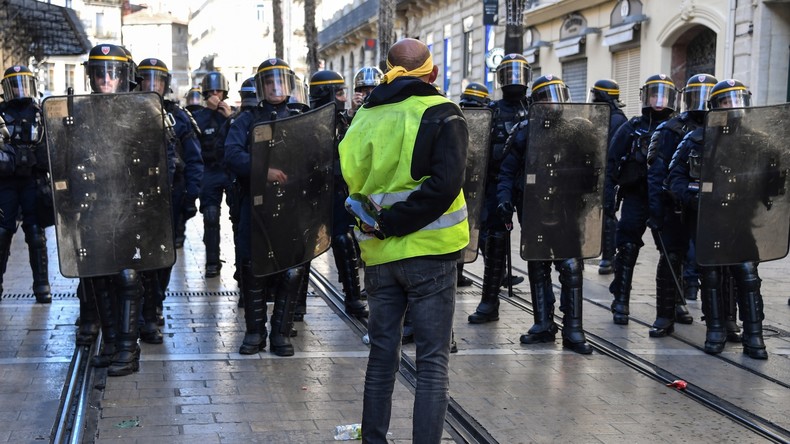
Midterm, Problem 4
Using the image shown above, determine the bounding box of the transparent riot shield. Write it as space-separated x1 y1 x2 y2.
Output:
520 102 610 260
250 103 335 276
696 104 790 265
42 92 174 278
461 107 493 263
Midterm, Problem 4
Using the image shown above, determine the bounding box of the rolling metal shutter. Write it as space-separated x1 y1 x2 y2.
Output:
613 47 641 117
561 58 587 103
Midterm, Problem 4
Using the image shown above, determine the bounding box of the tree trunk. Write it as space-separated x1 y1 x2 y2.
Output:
378 0 396 71
304 0 319 73
273 0 284 59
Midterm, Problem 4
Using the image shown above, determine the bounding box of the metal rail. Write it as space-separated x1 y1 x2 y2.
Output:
52 339 96 444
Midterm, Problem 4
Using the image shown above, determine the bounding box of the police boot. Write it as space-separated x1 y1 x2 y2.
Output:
469 230 505 324
700 269 726 354
75 279 100 345
610 243 639 325
558 260 592 354
91 279 117 368
733 263 767 360
684 279 699 301
520 261 558 344
293 262 310 322
0 227 12 297
457 263 472 287
203 205 222 278
673 260 694 324
650 254 677 337
139 271 163 344
239 263 267 354
599 215 616 275
332 234 368 318
24 225 51 303
108 270 143 377
156 267 171 326
269 268 302 356
723 280 741 343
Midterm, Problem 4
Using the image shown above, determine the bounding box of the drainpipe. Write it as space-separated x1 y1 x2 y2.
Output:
724 0 736 78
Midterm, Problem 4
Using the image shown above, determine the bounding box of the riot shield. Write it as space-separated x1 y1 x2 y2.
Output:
461 107 493 263
250 103 335 276
42 92 174 278
520 102 610 261
696 104 790 265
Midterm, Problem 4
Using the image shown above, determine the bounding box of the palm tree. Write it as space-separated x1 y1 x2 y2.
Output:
273 0 284 59
378 0 396 70
303 0 319 73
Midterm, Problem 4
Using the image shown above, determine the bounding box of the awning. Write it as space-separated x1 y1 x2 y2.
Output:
1 0 92 61
603 15 649 47
554 36 584 58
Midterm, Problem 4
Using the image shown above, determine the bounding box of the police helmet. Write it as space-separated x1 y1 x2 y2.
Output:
185 87 202 106
589 79 624 107
640 74 677 112
495 54 531 91
353 66 383 91
86 44 130 94
531 74 570 103
708 79 751 109
137 58 171 96
121 46 140 91
239 77 258 108
309 70 345 108
200 71 229 100
2 65 38 101
254 58 295 105
681 74 718 112
459 82 490 107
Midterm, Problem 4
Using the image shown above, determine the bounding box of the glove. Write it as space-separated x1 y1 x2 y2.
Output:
496 201 515 225
647 215 663 231
183 194 198 220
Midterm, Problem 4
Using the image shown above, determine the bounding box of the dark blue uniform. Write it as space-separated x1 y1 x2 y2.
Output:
497 116 592 354
139 100 204 345
604 112 671 325
668 128 765 358
467 96 528 324
599 104 628 272
0 98 51 303
192 106 232 277
224 101 305 357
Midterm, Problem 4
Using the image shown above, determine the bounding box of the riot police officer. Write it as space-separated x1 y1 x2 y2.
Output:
75 43 148 376
589 79 628 275
605 74 678 325
668 79 767 359
468 54 529 324
192 71 233 278
184 86 203 113
643 74 718 337
224 58 303 356
308 70 368 319
0 65 51 304
349 66 383 119
498 75 593 354
456 81 490 288
135 57 204 343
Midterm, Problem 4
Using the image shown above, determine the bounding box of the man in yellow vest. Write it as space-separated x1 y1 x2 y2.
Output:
339 38 469 444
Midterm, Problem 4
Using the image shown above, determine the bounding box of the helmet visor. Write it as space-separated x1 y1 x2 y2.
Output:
255 67 294 104
2 73 37 100
683 84 715 112
354 68 382 90
139 69 169 96
186 90 202 106
710 89 750 109
532 83 570 103
88 61 129 93
496 60 531 89
641 81 677 111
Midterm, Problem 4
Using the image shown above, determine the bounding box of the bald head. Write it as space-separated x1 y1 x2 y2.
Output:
387 38 431 71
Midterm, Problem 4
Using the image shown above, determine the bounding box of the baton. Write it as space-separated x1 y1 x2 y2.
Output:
655 230 684 300
505 218 515 299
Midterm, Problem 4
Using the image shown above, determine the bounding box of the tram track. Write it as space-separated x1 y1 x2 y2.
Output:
308 268 499 444
52 339 97 444
464 268 790 443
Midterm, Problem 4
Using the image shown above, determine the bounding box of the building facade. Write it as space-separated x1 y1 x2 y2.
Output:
318 0 790 115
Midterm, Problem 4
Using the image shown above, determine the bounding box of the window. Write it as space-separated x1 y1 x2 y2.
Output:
463 30 473 79
96 12 104 37
65 64 75 91
257 4 265 22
